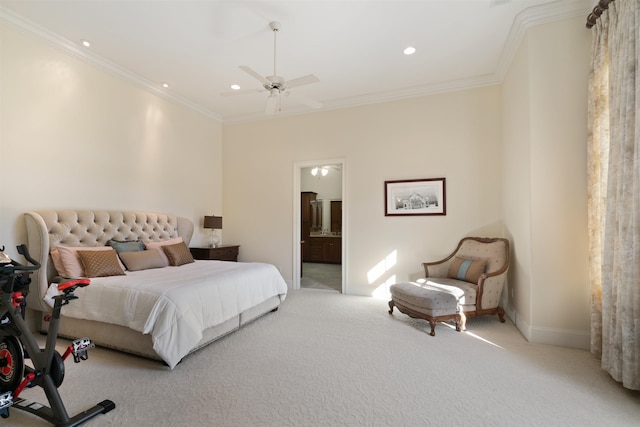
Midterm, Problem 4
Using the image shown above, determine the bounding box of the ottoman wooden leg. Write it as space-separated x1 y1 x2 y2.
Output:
388 300 395 314
428 318 437 336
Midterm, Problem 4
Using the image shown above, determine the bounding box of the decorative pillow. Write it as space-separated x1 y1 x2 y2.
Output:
50 248 66 276
108 239 145 254
145 237 183 265
448 257 486 284
54 245 120 277
76 249 126 278
162 242 195 266
118 249 167 271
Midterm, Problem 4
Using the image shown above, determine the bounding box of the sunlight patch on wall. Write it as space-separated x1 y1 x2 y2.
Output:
367 250 398 299
372 275 396 300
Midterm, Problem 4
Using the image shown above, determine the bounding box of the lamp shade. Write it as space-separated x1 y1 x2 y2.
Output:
203 215 222 229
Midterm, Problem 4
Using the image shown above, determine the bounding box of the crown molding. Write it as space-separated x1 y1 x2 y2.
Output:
224 73 503 124
228 1 593 124
494 0 594 81
0 7 223 122
1 1 593 124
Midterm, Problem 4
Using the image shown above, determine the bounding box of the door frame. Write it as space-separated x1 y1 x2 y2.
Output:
292 158 346 292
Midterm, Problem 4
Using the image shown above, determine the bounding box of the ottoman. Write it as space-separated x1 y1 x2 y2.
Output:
388 281 466 336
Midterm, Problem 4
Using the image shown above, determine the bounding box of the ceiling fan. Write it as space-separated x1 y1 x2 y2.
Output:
222 21 322 115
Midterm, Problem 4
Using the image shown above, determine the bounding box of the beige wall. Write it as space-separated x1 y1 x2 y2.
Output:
1 15 593 348
502 27 535 339
223 88 504 296
501 16 591 347
0 25 223 256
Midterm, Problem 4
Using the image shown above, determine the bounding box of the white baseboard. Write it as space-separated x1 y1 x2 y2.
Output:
529 326 590 350
507 306 590 350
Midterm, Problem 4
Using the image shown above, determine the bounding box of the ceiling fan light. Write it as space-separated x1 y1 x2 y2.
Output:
321 168 328 176
311 167 318 176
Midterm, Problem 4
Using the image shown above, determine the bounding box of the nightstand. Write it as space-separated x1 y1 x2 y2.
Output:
190 245 240 262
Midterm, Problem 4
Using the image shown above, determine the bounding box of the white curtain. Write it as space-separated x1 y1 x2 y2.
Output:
588 0 640 390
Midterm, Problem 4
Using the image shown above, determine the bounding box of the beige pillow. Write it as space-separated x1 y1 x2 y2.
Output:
119 249 167 271
162 242 194 266
448 257 486 284
50 248 66 276
77 249 126 278
54 245 122 277
145 237 183 265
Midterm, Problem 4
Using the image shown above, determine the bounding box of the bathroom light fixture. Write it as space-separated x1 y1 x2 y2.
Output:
311 167 328 177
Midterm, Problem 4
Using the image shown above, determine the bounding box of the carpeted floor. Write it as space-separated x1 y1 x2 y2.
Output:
9 289 640 426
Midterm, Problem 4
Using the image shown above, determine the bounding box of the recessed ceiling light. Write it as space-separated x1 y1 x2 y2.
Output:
230 84 241 90
403 46 416 55
81 39 91 48
162 82 169 88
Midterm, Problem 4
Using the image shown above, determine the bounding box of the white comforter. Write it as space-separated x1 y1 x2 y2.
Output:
58 261 288 368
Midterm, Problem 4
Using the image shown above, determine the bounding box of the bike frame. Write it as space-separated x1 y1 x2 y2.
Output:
0 245 114 426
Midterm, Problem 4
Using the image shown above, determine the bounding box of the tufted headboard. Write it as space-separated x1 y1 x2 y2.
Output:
24 210 194 312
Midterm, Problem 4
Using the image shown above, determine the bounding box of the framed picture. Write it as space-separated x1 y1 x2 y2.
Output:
384 178 446 216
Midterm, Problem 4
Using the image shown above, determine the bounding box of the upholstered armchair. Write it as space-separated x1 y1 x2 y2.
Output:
422 237 510 322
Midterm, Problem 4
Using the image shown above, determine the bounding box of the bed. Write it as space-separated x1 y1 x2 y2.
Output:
24 210 288 368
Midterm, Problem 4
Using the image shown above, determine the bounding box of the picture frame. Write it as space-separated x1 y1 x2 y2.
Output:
384 178 446 216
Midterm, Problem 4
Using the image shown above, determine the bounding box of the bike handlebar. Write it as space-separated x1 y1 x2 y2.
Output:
16 244 40 271
0 244 41 275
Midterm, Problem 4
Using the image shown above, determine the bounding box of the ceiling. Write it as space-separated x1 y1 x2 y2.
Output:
1 0 592 123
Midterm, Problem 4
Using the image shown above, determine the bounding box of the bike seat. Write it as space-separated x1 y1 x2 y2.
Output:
57 278 90 292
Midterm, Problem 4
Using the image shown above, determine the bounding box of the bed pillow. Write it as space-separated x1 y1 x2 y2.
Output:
76 249 126 278
50 248 66 276
108 239 145 254
448 257 486 284
54 245 121 277
145 237 183 265
162 242 195 266
118 249 167 271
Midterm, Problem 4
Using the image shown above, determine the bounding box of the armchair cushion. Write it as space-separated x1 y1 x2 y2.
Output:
447 257 486 283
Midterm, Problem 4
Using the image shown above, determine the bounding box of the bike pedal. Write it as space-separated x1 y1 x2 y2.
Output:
0 391 13 411
72 338 94 363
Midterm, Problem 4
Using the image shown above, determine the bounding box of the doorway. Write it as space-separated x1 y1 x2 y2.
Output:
293 159 345 293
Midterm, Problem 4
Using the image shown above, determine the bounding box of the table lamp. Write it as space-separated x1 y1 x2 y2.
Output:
203 215 222 248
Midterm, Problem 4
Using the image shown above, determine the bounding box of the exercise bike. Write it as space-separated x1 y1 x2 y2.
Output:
0 244 114 426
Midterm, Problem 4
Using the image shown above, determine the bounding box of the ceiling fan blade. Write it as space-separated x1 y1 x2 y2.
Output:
285 74 319 89
220 88 264 97
265 94 278 115
240 65 271 86
295 93 323 109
